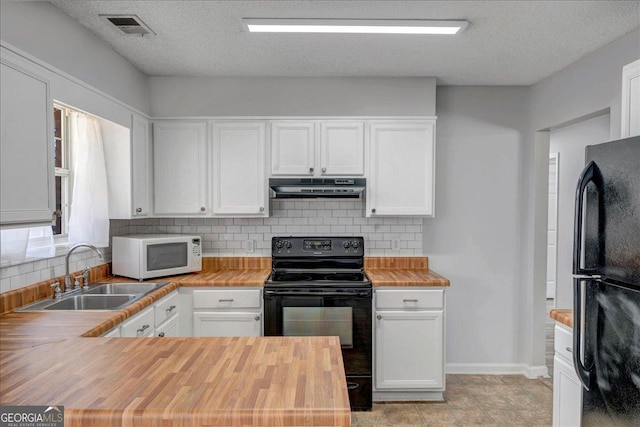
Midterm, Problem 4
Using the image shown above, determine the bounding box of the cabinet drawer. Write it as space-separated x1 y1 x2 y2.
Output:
193 289 261 309
376 289 443 309
555 323 574 364
120 307 154 337
155 291 179 327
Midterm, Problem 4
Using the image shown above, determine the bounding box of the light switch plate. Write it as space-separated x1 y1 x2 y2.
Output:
391 238 400 251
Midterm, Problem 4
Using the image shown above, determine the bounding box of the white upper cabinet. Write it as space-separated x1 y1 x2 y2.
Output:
271 121 315 175
367 120 436 217
152 121 208 216
131 114 151 217
621 59 640 138
211 121 268 217
320 121 365 176
0 59 54 226
104 113 152 219
270 120 365 177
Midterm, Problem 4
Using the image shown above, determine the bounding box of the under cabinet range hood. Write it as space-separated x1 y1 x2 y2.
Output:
269 178 366 199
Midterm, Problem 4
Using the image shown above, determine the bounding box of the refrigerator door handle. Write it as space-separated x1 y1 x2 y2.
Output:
573 161 604 275
573 278 592 390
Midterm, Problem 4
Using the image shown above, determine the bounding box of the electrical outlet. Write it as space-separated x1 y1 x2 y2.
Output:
391 238 400 251
244 239 255 253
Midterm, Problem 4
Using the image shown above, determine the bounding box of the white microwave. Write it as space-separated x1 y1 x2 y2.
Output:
112 234 202 280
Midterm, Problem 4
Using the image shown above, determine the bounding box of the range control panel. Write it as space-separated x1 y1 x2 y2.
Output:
272 236 364 256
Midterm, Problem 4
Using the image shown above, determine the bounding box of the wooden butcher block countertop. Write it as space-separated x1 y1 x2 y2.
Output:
0 258 349 427
365 257 450 287
550 309 573 328
0 336 350 427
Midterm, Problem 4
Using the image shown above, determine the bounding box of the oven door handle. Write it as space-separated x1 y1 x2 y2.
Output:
264 290 371 297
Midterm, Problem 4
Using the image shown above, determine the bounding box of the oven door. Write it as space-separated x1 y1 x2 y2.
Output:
263 288 372 376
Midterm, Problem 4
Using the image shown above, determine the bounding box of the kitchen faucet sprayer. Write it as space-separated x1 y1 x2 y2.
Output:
64 244 103 292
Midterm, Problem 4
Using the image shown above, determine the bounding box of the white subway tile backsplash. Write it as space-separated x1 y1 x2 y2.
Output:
0 202 424 291
1 277 11 293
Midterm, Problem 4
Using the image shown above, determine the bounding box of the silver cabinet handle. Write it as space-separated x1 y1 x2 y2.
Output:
166 305 176 314
136 207 142 213
376 315 382 320
566 347 573 353
158 332 165 337
321 167 327 173
371 208 376 213
218 298 234 302
137 324 150 335
309 167 314 173
200 207 205 212
255 315 261 321
403 299 419 302
259 207 265 212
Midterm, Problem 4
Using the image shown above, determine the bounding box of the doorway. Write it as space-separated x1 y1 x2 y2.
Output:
544 112 610 377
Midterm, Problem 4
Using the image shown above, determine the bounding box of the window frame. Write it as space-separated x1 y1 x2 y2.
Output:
53 104 70 244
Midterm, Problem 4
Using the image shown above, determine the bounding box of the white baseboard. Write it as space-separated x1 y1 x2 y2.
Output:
446 363 550 379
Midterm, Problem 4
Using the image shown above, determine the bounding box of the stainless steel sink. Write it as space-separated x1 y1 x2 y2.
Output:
85 283 162 295
44 294 136 310
16 281 169 311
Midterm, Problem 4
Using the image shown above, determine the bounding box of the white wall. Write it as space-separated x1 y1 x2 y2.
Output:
424 86 529 370
149 76 436 117
549 113 610 308
517 28 640 371
0 1 150 115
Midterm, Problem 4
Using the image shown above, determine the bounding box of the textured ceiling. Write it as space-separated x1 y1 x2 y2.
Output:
48 0 640 85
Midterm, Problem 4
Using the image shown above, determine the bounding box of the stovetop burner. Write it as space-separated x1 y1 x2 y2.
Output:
266 236 371 289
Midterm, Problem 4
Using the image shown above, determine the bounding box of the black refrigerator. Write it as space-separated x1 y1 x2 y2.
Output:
572 136 640 426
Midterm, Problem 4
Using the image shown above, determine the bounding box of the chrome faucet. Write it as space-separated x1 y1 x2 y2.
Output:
65 244 103 292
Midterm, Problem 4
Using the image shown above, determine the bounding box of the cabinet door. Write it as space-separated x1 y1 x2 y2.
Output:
320 121 364 175
152 121 207 215
120 307 155 337
368 121 435 217
375 310 444 389
211 121 267 216
193 311 262 337
271 121 315 175
131 114 150 217
0 60 54 225
156 315 179 337
553 356 582 427
621 59 640 138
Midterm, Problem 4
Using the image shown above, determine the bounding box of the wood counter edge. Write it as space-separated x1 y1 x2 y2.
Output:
550 309 573 328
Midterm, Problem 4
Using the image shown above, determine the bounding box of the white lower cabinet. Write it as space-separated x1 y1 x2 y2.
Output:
102 328 121 338
154 291 180 337
553 323 582 427
193 311 261 337
104 291 180 338
188 288 262 337
374 288 445 401
156 315 179 337
120 306 155 337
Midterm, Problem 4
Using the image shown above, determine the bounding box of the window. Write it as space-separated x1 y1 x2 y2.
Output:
53 105 70 237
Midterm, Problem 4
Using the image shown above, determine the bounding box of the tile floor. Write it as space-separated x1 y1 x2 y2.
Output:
352 374 553 426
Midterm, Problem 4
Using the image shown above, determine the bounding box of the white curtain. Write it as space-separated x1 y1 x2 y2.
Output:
68 112 110 247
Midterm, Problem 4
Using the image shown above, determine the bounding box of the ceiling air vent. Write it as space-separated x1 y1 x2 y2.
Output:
100 14 155 36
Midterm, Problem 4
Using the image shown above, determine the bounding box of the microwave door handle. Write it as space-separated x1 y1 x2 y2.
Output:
573 161 604 275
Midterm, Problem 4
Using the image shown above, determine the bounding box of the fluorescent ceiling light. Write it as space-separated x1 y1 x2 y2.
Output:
242 19 468 35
